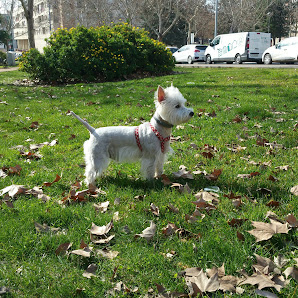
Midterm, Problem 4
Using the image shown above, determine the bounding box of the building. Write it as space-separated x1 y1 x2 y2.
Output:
13 0 118 53
14 0 54 52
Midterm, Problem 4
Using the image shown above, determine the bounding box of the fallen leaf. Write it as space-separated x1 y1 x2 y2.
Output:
253 254 276 275
205 169 222 181
96 248 119 259
192 198 217 212
160 174 172 185
55 242 72 256
43 174 61 187
135 221 156 242
34 222 60 234
290 185 298 196
237 231 245 242
162 223 178 236
248 219 289 242
83 264 98 278
0 185 27 197
168 203 179 213
150 203 160 216
171 182 192 194
90 220 114 244
71 246 92 258
93 201 110 213
173 165 194 179
224 192 241 200
255 289 278 298
194 191 219 204
266 200 280 208
284 266 298 282
268 175 278 182
228 218 247 227
285 214 298 228
273 255 289 268
185 270 220 294
239 271 284 292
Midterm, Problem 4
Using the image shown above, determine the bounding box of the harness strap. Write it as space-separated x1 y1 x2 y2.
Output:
135 124 171 153
135 126 142 151
149 123 171 153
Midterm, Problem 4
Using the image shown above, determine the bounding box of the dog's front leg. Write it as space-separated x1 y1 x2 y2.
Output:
155 153 166 177
141 158 156 180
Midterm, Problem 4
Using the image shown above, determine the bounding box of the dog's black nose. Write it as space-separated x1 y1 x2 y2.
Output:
189 111 194 117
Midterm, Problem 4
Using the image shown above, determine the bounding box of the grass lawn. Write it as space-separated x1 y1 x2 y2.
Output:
0 67 297 297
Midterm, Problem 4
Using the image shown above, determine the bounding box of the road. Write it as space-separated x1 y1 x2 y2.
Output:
176 62 298 69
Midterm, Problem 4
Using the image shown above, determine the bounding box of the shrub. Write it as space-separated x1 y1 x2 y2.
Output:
0 51 7 66
19 23 175 83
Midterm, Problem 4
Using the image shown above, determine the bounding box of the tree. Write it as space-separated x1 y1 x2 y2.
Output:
179 0 214 44
0 30 10 49
140 0 181 41
19 0 35 48
217 0 278 34
267 0 291 41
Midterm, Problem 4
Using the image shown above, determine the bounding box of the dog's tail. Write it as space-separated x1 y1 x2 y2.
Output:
70 111 96 134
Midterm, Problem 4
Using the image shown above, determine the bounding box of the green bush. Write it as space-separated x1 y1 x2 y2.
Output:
19 23 175 83
0 51 7 65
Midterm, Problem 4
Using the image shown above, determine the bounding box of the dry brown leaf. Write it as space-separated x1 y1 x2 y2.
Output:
239 271 285 292
90 221 113 236
173 165 194 179
135 221 156 242
205 169 222 181
55 242 72 256
96 248 119 259
160 174 172 186
285 214 298 228
90 220 114 244
228 218 247 227
253 254 276 275
93 201 110 213
34 222 60 234
43 174 61 187
171 182 192 194
194 191 219 204
150 203 160 216
290 185 298 196
255 289 278 298
192 198 217 212
248 219 289 242
168 203 179 213
162 223 178 236
71 247 92 258
0 185 27 197
83 264 98 279
185 270 220 294
284 266 298 282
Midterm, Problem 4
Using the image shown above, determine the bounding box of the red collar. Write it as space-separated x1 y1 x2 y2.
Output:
135 124 171 153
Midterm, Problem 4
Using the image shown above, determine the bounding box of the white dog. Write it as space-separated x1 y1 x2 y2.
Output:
71 85 194 185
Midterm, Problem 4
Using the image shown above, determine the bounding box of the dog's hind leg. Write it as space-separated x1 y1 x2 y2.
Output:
84 140 109 185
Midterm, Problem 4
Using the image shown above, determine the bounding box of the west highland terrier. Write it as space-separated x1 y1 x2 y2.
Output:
71 85 194 185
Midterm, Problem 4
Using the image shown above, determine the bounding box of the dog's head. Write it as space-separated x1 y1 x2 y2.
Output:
154 85 194 126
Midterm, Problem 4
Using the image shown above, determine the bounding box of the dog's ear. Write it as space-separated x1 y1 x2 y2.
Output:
157 86 166 103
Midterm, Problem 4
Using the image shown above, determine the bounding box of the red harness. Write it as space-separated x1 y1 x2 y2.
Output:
135 124 170 153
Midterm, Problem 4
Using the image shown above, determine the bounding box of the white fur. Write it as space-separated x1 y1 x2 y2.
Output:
71 85 194 185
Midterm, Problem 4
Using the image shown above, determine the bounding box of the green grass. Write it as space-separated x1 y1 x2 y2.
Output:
0 67 297 297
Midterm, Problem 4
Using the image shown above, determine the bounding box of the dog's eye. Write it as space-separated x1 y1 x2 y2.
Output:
175 104 180 108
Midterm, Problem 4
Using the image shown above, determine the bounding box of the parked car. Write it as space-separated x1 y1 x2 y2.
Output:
166 46 178 54
262 37 298 64
173 44 207 64
204 32 271 64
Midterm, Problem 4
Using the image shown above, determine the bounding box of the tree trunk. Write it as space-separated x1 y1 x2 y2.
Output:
19 0 35 49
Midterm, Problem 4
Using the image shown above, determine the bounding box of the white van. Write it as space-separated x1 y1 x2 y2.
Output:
204 32 271 64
